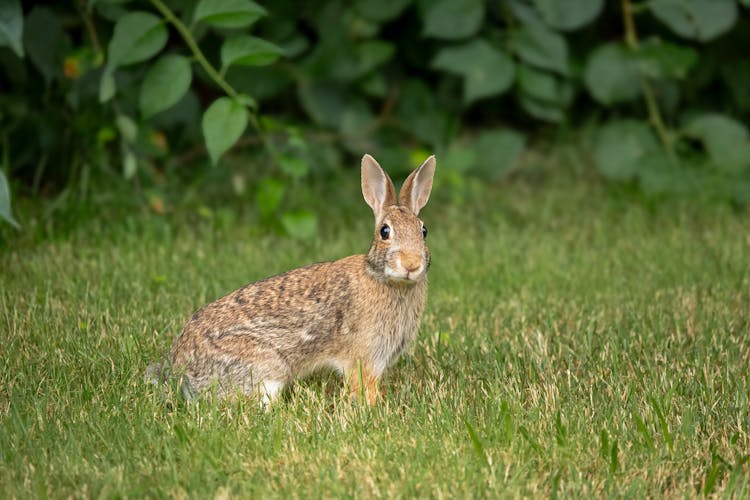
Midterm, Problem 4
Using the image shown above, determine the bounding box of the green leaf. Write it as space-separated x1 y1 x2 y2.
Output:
226 66 292 102
304 39 394 82
683 113 750 173
193 0 267 29
278 155 308 179
594 120 660 181
637 150 695 197
0 0 24 58
432 39 515 103
649 0 737 42
139 55 192 118
281 210 318 240
99 70 116 103
221 36 283 70
722 61 750 112
421 0 484 40
517 65 572 106
359 73 388 98
344 41 394 80
396 80 454 147
298 83 368 131
279 34 308 59
532 0 603 31
0 169 20 229
122 149 137 179
202 97 249 165
517 65 571 122
298 83 345 128
298 83 375 140
255 177 285 217
519 95 565 123
471 128 526 179
234 94 257 108
116 115 138 144
339 101 376 139
442 144 477 173
310 4 377 41
511 21 569 75
584 43 641 105
635 39 698 80
355 0 411 22
23 7 67 83
106 12 168 69
730 177 750 205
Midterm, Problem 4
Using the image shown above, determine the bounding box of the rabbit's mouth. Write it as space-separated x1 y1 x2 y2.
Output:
383 249 427 283
384 266 426 284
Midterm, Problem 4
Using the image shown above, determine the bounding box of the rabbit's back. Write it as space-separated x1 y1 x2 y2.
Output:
169 256 372 395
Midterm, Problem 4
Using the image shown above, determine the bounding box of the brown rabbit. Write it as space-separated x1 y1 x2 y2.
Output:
152 154 436 406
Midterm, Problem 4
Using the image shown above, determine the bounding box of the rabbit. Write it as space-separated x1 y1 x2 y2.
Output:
150 154 436 406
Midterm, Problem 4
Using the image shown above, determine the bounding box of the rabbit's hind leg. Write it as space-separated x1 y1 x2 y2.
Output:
258 380 285 409
177 351 289 404
215 353 290 406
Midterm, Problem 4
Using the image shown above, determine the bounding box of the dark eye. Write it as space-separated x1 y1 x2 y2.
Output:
380 224 391 240
422 225 428 239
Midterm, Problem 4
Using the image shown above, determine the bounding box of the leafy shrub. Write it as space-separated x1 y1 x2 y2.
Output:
2 0 750 230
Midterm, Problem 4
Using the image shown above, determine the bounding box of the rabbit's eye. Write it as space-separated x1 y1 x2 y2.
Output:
380 224 391 240
422 225 428 239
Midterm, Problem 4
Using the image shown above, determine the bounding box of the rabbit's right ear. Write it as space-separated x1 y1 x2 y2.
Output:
361 154 396 219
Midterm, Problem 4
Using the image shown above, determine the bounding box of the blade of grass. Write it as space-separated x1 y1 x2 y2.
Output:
463 416 489 468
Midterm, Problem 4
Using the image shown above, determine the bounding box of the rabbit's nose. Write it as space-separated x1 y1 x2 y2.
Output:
400 253 422 272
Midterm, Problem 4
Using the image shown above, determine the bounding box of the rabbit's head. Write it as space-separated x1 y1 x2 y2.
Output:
361 154 436 284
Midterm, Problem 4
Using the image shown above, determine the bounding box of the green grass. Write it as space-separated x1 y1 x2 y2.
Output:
1 175 749 497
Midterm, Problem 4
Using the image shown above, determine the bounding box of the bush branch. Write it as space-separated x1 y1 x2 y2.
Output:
78 0 103 65
149 0 281 162
149 0 237 99
620 0 674 156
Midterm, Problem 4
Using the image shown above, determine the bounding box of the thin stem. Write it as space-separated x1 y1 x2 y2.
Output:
149 0 237 99
621 0 638 49
640 81 672 153
78 0 103 64
620 0 674 156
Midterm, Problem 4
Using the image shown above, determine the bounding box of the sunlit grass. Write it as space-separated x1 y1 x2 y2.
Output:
1 176 749 497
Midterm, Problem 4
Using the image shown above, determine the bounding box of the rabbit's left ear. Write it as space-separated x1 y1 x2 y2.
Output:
399 155 436 215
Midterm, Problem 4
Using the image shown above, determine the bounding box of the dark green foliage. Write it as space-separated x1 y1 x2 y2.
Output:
649 0 737 42
1 0 750 230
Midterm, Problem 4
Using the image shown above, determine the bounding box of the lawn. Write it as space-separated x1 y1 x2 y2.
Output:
1 170 749 497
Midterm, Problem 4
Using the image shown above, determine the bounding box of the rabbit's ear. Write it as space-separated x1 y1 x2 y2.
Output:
361 154 397 218
399 155 435 215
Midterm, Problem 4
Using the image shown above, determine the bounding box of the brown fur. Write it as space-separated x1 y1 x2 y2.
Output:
155 155 436 405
